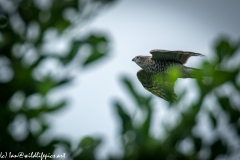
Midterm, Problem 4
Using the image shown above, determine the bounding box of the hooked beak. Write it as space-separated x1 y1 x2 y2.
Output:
132 58 135 62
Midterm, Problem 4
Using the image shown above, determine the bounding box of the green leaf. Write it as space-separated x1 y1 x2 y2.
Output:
210 140 227 159
78 137 101 149
74 137 101 160
215 36 240 63
193 137 202 152
0 15 8 28
62 40 82 65
121 76 152 109
38 76 72 95
209 112 217 128
82 51 105 66
55 19 71 32
114 100 133 134
22 100 67 119
218 96 240 123
82 34 109 66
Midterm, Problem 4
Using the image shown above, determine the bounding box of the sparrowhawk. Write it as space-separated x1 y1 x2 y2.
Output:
132 49 204 102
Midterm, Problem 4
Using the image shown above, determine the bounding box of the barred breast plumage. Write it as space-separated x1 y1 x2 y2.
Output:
144 59 182 74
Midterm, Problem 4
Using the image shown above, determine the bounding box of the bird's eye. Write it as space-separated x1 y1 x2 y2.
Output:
137 56 140 59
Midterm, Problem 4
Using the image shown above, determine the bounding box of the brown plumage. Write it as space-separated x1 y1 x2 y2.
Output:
132 49 204 102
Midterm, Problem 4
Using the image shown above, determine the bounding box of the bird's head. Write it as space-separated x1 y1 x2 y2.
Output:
132 56 151 69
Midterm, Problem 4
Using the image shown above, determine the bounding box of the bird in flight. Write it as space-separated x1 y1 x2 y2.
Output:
132 49 204 102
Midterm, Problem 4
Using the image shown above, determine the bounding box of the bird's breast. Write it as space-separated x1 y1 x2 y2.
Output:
145 60 177 73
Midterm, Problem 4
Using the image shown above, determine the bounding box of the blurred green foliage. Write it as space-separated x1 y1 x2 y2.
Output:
113 37 240 160
0 0 116 159
1 0 240 160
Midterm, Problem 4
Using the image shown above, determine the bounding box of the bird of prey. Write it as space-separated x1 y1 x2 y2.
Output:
132 49 204 102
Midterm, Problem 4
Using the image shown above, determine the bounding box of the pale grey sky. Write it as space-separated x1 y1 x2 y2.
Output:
47 0 240 158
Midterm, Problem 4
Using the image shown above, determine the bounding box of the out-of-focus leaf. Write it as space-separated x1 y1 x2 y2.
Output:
38 76 72 95
215 37 239 62
36 122 49 136
82 35 109 66
163 104 200 149
201 61 216 77
73 137 101 160
209 112 217 128
192 137 202 152
210 139 227 160
219 97 231 109
121 77 152 109
22 100 67 119
79 137 101 148
19 0 39 22
213 70 236 86
114 100 133 134
45 100 67 113
82 51 105 66
140 107 152 137
55 19 71 32
218 96 240 123
86 34 108 44
0 15 8 28
61 40 83 65
237 125 240 138
50 137 72 150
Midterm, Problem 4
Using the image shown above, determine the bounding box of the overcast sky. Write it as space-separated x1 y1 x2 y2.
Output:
48 0 240 158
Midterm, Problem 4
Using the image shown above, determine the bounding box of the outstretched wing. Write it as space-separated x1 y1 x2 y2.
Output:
150 49 204 64
137 69 177 102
